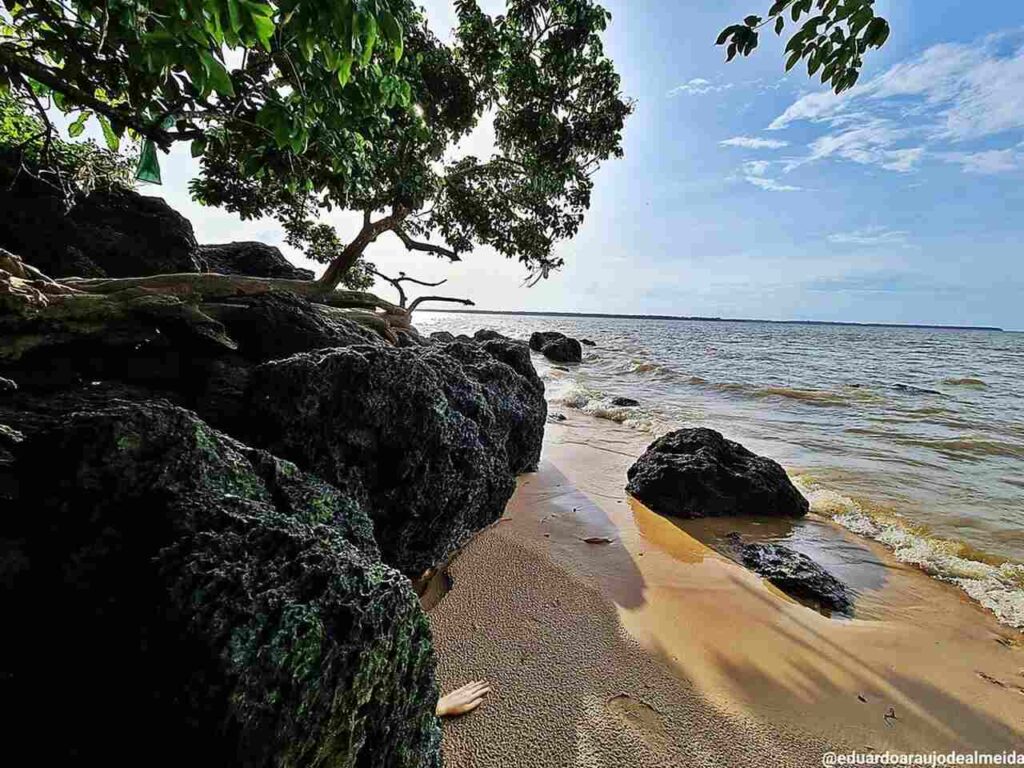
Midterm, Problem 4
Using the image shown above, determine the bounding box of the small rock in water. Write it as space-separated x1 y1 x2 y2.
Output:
529 331 583 364
547 412 567 423
611 396 640 407
739 542 853 615
626 428 809 519
894 383 942 396
582 536 615 544
580 338 597 347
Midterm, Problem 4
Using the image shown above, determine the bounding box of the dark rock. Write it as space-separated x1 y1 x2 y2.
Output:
528 331 582 364
580 338 597 347
0 377 16 394
611 397 640 407
739 542 853 615
528 331 565 351
429 331 456 343
626 428 809 519
541 335 583 363
206 293 385 362
547 412 567 423
0 400 441 766
894 383 942 396
239 342 545 574
473 328 509 342
395 328 429 347
199 241 314 281
0 159 201 277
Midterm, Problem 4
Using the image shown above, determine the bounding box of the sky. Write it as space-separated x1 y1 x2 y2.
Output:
147 1 1024 329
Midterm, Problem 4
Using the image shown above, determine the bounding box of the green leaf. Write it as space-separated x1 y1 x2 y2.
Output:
251 13 275 50
68 111 88 138
775 17 785 35
201 51 235 97
380 10 403 63
337 53 355 86
191 137 207 157
358 12 378 67
227 0 243 34
98 115 120 152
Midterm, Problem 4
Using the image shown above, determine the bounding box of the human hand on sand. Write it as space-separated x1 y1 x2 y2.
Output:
436 680 491 718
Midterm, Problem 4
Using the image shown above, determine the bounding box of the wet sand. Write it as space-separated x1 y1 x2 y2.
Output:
429 411 1024 766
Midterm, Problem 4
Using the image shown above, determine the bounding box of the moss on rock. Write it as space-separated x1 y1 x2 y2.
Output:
0 400 440 767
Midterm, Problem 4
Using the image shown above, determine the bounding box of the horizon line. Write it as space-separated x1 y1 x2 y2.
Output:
421 308 1007 333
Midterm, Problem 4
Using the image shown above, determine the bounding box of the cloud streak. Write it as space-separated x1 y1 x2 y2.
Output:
827 227 910 247
720 136 789 149
668 78 733 97
766 31 1024 176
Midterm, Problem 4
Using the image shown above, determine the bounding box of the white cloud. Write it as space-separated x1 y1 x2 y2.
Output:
767 32 1024 176
745 176 802 192
669 78 733 97
827 227 910 247
939 148 1024 174
720 136 789 149
742 160 773 177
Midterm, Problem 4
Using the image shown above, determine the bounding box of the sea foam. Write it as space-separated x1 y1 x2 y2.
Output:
794 477 1024 629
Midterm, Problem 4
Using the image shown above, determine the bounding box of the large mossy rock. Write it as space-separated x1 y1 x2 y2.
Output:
239 341 546 575
200 242 314 281
0 159 201 277
0 400 441 767
626 428 809 519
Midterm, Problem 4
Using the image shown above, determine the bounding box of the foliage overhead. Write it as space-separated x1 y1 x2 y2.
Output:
191 0 633 287
718 0 891 93
0 0 630 289
0 92 135 201
0 0 410 152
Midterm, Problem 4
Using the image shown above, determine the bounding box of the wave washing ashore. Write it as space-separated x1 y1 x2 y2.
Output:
418 311 1024 630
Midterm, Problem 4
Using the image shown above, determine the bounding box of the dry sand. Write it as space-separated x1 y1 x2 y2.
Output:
429 411 1024 767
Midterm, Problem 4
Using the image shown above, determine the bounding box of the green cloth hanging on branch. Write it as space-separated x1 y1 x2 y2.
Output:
135 116 177 185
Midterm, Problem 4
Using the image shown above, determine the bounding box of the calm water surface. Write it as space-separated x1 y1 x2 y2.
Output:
418 312 1024 627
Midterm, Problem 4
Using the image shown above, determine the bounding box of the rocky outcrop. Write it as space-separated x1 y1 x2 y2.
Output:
239 340 545 575
0 399 441 766
626 428 809 519
200 241 314 281
737 541 853 615
0 159 201 277
429 331 456 343
528 331 582 364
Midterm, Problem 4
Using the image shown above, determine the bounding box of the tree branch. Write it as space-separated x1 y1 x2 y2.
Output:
408 295 475 313
393 227 460 262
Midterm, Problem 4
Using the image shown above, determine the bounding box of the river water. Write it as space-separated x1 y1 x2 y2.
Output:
417 312 1024 628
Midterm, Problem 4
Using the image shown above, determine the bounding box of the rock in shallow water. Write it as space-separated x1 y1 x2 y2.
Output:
739 542 853 615
528 331 582 364
611 396 640 407
626 428 809 519
0 400 441 767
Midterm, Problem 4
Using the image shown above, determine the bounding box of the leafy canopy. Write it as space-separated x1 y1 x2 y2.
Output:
1 0 631 289
718 0 891 93
190 0 633 287
0 0 411 154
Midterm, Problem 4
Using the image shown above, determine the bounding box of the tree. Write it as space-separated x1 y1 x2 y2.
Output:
717 0 891 93
189 0 633 293
1 0 631 306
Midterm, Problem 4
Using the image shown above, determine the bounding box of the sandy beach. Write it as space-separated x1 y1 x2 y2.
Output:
429 410 1024 766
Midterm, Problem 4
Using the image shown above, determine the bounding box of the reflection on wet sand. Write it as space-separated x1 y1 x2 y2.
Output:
542 411 1024 753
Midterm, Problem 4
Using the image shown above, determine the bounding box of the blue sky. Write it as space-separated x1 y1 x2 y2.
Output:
152 1 1024 329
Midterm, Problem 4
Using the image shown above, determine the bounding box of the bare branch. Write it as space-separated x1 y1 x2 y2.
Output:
393 227 461 262
408 295 476 313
